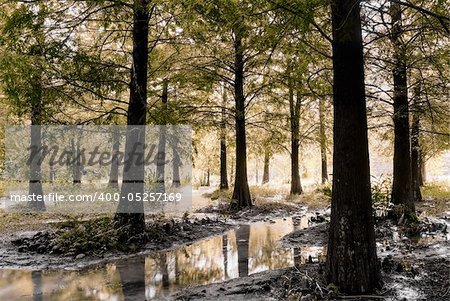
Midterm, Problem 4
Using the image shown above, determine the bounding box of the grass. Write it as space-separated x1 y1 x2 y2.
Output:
205 184 331 210
419 182 450 216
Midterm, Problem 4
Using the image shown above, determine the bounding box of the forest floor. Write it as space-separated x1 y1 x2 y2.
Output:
0 184 448 300
174 188 450 301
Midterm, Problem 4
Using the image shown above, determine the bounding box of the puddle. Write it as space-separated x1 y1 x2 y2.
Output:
0 216 325 300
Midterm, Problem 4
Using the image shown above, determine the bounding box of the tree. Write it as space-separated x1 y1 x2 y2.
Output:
389 0 415 215
326 0 381 293
114 0 150 237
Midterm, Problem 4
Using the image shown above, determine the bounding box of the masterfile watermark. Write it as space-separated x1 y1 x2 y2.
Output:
3 125 192 214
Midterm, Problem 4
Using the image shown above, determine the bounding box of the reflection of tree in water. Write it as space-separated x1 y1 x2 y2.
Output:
176 236 224 284
144 235 226 295
118 258 146 301
31 271 42 301
249 224 294 273
236 224 250 277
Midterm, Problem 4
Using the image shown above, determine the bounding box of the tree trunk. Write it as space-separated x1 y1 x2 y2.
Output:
419 154 425 185
220 90 229 190
326 0 381 293
108 126 120 189
114 0 149 236
411 88 422 202
172 139 181 188
28 90 45 211
319 98 328 184
231 28 252 208
390 1 415 215
156 79 168 193
262 148 270 184
71 135 82 184
206 166 210 186
289 83 303 195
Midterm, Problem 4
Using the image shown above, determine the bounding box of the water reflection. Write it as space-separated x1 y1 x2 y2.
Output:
0 217 326 300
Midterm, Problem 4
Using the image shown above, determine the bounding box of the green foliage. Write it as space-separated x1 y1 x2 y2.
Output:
371 176 392 206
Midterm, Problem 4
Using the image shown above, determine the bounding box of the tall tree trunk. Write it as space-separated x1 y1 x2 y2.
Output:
220 89 229 190
156 79 168 193
326 0 381 293
262 148 270 184
231 28 252 208
319 98 328 184
108 126 120 189
390 1 415 215
28 87 45 211
71 135 82 184
411 87 422 202
114 0 150 236
171 139 181 188
419 154 425 185
206 166 210 186
236 224 250 277
289 84 303 195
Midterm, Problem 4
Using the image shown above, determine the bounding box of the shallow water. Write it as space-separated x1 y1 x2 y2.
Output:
0 216 326 301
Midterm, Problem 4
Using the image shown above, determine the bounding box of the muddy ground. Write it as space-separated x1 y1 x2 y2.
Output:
0 193 449 300
174 206 450 301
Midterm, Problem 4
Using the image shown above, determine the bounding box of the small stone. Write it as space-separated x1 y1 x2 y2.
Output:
75 253 86 260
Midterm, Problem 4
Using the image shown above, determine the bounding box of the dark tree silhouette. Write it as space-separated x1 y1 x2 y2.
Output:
326 0 381 293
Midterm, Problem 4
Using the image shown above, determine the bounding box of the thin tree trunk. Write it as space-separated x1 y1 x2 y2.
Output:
419 154 425 185
231 28 252 208
290 84 303 195
220 89 229 190
411 88 422 202
108 126 120 189
262 148 270 184
172 139 181 188
156 79 168 193
28 11 45 212
114 0 149 236
326 0 381 293
319 98 328 184
390 0 415 215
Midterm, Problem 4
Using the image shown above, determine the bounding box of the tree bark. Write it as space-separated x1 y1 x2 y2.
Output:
108 126 120 189
28 87 45 211
326 0 381 293
171 139 181 188
231 28 252 208
156 79 168 193
220 89 229 190
319 98 328 184
289 82 303 195
411 88 422 202
390 1 415 214
114 0 150 236
262 148 270 184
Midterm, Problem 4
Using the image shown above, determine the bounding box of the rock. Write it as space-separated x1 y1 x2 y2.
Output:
75 253 86 260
